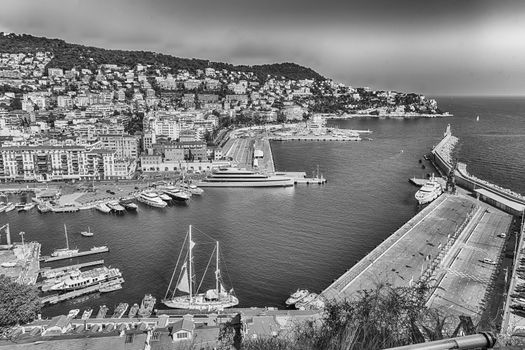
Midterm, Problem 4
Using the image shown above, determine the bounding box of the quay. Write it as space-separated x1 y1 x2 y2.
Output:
321 192 512 327
39 259 104 279
269 135 360 141
42 247 109 263
0 224 41 285
40 277 124 305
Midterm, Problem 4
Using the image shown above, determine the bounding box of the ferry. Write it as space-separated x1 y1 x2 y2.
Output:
137 192 167 208
48 266 122 291
415 175 443 205
100 283 122 293
197 167 294 187
285 289 309 306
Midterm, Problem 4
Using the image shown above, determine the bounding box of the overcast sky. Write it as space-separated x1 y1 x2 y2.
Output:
1 0 524 96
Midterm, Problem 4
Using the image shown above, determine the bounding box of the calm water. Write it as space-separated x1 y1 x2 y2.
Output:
2 96 525 316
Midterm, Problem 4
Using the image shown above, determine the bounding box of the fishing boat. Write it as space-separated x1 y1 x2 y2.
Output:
128 303 140 318
285 289 309 306
96 305 108 318
162 225 239 310
137 294 156 318
51 224 79 257
112 303 129 318
81 308 93 320
80 227 94 237
95 203 111 214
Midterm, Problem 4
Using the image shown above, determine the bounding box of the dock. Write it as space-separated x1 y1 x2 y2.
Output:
39 259 104 278
321 193 512 326
40 277 124 305
42 247 109 263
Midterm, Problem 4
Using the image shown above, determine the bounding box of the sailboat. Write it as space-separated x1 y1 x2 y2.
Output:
81 227 94 237
162 225 239 310
51 224 79 257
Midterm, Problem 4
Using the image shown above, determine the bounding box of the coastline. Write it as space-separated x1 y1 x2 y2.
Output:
329 112 453 119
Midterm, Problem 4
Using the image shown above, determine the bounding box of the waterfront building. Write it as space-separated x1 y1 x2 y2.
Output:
98 134 139 159
0 145 129 181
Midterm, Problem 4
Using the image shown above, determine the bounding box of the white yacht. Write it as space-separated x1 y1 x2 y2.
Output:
197 167 294 187
138 192 167 208
415 175 443 205
285 289 309 306
162 225 239 310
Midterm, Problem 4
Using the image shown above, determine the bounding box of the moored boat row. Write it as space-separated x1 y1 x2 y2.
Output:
285 289 325 311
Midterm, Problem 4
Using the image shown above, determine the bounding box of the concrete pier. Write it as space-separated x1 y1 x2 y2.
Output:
42 247 109 262
322 194 475 301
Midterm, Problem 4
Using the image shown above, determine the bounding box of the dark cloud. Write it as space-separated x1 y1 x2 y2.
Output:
1 0 525 95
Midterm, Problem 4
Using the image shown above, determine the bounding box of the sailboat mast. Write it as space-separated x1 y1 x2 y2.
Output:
216 241 220 295
64 224 69 249
188 225 193 303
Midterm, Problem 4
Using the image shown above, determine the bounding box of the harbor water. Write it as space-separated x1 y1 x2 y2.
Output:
1 96 524 317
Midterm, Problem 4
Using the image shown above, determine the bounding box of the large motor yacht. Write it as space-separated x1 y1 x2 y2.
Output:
137 192 167 208
415 175 443 205
197 167 294 187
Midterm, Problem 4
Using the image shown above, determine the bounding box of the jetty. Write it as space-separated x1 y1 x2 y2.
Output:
40 277 124 305
42 247 109 262
39 259 104 279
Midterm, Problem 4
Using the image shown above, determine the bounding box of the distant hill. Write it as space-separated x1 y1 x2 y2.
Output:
0 33 324 81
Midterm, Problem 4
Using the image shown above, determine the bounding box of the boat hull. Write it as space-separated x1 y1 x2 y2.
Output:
162 295 239 310
197 179 294 187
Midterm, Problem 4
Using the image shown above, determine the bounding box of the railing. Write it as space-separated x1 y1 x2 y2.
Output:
384 332 496 350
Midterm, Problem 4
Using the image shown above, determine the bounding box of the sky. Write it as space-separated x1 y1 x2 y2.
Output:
1 0 525 96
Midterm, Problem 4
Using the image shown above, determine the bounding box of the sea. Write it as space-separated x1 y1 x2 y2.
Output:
2 96 525 317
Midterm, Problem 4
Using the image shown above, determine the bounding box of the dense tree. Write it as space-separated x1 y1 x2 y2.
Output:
0 33 324 81
0 276 41 329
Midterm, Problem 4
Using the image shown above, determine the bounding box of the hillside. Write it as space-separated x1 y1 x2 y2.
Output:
0 33 324 81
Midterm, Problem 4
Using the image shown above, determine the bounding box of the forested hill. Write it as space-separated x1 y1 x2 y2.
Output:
0 33 324 81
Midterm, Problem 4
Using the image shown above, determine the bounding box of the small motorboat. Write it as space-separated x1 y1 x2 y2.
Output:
96 203 111 214
81 308 93 320
68 309 80 318
80 227 94 237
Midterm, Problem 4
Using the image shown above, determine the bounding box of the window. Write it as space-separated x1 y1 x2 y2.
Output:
176 332 188 339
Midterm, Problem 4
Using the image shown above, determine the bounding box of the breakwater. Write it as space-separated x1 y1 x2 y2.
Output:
430 124 525 215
